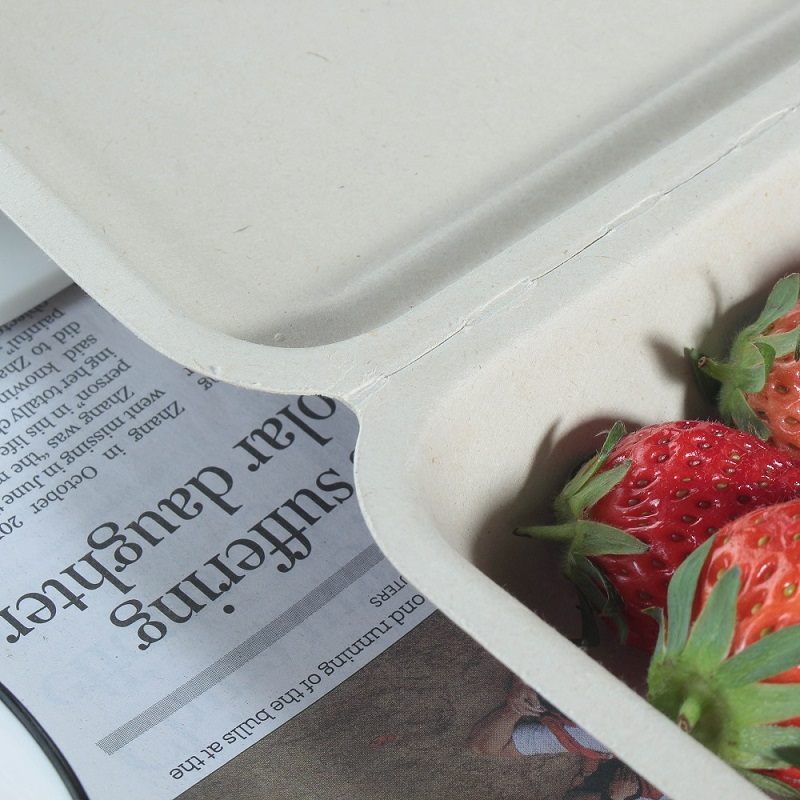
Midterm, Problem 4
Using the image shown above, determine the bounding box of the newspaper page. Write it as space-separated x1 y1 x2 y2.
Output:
0 285 434 800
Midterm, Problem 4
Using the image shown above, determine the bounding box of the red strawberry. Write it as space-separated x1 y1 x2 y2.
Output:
693 273 800 453
647 501 800 796
516 419 800 651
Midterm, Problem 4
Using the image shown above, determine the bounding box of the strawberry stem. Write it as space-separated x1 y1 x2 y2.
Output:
515 423 648 643
692 273 800 440
678 695 702 733
647 529 800 796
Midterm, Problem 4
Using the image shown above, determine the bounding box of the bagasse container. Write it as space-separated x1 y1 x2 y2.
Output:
3 3 800 797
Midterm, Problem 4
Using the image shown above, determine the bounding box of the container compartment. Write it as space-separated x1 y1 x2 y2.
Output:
354 118 800 799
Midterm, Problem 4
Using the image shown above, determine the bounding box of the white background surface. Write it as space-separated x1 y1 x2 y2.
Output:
0 212 70 326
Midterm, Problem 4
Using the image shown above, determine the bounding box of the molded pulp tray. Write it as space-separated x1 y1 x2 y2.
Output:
4 4 800 798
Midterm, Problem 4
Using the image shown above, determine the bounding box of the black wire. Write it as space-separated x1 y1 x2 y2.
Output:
0 679 90 800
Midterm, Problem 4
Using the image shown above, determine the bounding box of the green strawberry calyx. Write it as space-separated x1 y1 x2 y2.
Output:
514 422 649 643
647 535 800 798
691 273 800 441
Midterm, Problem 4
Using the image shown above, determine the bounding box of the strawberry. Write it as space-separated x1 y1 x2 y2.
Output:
647 501 800 797
516 419 800 651
692 273 800 453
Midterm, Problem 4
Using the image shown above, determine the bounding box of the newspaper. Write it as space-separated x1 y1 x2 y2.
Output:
0 273 667 800
0 285 434 800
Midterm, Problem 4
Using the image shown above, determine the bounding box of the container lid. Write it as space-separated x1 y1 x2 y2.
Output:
2 2 800 400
